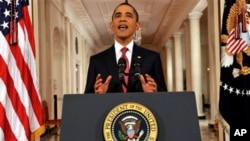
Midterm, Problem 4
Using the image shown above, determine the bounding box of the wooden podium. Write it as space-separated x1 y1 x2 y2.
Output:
60 92 201 141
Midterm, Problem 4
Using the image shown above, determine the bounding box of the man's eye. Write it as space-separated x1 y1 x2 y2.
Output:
114 14 121 18
126 14 133 18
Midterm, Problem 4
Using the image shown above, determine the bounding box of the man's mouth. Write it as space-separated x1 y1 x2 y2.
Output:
118 25 128 30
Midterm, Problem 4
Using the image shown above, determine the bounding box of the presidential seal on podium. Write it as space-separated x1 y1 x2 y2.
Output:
103 102 158 141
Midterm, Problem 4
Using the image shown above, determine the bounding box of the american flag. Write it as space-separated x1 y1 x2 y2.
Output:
0 0 44 140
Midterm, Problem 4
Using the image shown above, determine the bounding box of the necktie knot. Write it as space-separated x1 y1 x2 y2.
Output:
121 47 128 57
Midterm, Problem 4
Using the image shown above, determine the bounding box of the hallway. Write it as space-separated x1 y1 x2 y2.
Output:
33 0 220 139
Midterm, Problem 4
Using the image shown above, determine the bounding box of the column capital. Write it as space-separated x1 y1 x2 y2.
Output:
188 11 203 20
165 40 173 48
173 32 183 38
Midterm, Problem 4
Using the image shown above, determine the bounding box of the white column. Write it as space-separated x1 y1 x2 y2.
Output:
165 40 173 91
207 0 220 128
188 11 205 118
173 32 184 91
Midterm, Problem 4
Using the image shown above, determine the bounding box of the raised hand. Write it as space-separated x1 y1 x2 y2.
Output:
140 74 157 92
94 74 112 94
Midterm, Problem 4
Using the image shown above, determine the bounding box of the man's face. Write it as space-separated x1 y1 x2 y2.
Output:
110 5 140 41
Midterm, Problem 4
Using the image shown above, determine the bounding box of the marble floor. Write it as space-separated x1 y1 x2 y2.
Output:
41 108 218 141
199 119 218 141
199 107 219 141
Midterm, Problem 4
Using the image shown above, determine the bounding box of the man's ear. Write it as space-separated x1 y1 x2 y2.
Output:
136 22 141 30
110 21 114 31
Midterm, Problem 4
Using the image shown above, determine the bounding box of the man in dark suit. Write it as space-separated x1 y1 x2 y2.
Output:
84 2 167 94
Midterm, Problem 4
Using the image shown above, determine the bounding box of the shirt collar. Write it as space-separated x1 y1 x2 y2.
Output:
114 40 134 54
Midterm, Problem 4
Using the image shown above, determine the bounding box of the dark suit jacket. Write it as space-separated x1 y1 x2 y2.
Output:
84 43 167 93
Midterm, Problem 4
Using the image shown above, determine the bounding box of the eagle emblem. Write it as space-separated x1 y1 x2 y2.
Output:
118 116 144 141
103 102 158 141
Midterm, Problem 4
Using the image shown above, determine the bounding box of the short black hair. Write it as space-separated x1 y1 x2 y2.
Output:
111 2 139 22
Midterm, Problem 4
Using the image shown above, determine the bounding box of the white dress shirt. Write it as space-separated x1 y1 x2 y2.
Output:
114 40 133 68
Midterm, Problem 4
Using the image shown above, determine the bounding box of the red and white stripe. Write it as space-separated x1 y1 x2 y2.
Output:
226 28 248 54
0 3 44 141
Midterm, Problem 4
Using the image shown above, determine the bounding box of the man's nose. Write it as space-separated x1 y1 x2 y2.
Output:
119 14 127 21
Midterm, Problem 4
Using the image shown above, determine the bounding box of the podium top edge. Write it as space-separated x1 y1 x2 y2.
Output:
64 91 195 96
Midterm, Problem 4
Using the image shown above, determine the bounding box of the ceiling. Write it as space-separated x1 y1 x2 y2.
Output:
69 0 206 50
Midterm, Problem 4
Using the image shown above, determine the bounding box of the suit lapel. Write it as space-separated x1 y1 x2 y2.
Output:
131 44 142 67
130 44 144 73
104 46 119 82
128 44 143 91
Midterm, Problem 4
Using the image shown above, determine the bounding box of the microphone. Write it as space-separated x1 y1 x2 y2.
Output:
133 56 141 79
118 58 126 81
